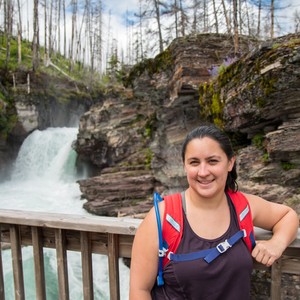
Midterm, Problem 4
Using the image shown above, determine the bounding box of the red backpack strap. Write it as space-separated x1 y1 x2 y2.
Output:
162 193 184 268
227 190 256 252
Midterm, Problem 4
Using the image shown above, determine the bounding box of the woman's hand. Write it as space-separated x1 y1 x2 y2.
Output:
246 192 299 267
251 239 285 267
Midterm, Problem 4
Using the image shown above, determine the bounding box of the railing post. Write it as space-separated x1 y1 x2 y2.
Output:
56 229 69 300
108 233 120 300
270 258 282 300
32 227 46 300
81 231 93 300
10 225 25 300
0 226 5 300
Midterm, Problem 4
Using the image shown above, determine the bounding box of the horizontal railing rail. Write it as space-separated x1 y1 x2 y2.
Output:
0 209 299 300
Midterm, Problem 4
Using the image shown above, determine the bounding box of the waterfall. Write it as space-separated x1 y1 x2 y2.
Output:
0 127 130 299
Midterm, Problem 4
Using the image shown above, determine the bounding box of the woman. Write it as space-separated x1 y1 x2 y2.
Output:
129 124 299 300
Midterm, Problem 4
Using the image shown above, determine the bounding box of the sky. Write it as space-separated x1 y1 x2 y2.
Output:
2 0 300 68
101 0 300 57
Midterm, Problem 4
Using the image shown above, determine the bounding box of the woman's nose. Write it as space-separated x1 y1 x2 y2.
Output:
197 163 209 176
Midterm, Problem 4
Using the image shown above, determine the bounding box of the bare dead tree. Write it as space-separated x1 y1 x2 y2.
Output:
57 0 61 54
92 1 103 74
233 0 239 54
257 0 262 36
238 0 243 34
44 0 49 66
17 0 22 63
63 0 66 56
212 0 219 33
133 0 145 60
32 0 40 71
5 0 14 66
16 0 22 38
153 0 164 52
179 0 188 36
48 0 53 57
221 0 232 34
70 0 77 71
203 0 208 32
75 1 86 64
294 10 300 33
244 0 252 36
270 0 274 38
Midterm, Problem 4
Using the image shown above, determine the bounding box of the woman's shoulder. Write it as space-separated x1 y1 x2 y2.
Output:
237 192 268 221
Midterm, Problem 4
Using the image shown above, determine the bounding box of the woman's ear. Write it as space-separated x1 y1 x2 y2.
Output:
228 156 236 172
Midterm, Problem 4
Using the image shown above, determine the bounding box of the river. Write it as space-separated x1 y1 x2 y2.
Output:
0 127 130 299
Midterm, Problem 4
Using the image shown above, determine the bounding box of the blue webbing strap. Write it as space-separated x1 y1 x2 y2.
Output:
153 192 165 286
250 231 256 249
204 229 245 263
169 230 246 264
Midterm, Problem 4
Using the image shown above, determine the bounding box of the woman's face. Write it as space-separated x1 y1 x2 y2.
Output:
184 137 235 199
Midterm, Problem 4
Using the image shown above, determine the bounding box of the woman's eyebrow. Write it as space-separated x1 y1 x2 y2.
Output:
206 155 222 159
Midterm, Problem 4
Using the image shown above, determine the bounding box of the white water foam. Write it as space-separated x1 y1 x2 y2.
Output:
0 127 130 299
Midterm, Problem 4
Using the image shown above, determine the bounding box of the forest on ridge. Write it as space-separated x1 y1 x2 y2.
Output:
1 0 300 82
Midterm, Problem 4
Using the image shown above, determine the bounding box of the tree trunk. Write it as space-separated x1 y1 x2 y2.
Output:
221 0 231 34
138 0 144 59
18 23 22 64
17 0 22 64
233 0 239 54
257 0 261 36
5 0 13 66
179 0 185 36
17 0 22 39
63 0 66 57
48 0 53 58
203 0 207 32
70 0 77 71
271 0 274 38
32 0 40 71
212 0 219 33
58 0 61 54
44 0 49 66
153 0 163 53
174 0 179 38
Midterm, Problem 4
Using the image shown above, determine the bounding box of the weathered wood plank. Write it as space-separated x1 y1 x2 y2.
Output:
0 225 5 300
0 209 140 235
0 224 135 258
108 233 120 300
10 225 25 300
0 210 299 300
81 231 93 300
271 258 282 300
32 227 46 300
56 229 69 300
281 256 300 275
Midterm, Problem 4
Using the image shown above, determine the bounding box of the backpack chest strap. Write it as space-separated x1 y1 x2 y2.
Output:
168 229 246 264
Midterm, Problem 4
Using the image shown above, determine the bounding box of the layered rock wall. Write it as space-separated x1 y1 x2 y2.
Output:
75 33 300 218
74 33 300 300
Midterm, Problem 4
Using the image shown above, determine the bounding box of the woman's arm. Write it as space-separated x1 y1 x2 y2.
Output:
129 205 162 299
246 193 299 267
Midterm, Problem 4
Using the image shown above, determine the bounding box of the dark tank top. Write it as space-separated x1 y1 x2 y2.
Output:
151 194 253 300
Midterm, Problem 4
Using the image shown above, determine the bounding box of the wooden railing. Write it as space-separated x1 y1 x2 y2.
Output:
0 209 299 300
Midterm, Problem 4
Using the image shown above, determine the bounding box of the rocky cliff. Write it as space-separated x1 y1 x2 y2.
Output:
0 69 101 179
74 33 300 219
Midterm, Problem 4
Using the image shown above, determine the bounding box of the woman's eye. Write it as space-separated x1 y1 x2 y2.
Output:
208 160 218 164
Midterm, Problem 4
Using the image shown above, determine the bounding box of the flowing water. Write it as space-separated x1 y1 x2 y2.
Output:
0 127 130 299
